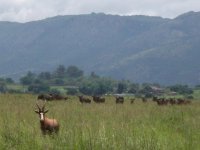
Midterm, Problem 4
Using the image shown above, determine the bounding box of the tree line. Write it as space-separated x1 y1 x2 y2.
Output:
0 65 195 97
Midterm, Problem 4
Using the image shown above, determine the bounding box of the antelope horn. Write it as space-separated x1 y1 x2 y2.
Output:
42 100 46 111
36 102 41 111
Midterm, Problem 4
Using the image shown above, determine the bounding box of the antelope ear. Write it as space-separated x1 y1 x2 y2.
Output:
35 110 39 113
44 110 49 114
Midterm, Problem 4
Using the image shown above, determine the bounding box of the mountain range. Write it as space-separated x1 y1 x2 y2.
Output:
0 11 200 85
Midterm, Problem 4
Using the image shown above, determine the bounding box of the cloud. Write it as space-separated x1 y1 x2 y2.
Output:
0 0 199 22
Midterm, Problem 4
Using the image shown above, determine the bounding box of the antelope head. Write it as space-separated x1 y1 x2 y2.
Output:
35 101 48 121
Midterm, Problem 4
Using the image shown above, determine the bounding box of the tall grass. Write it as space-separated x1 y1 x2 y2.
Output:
0 94 199 150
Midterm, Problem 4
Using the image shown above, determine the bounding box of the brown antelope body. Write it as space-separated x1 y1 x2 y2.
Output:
35 102 59 134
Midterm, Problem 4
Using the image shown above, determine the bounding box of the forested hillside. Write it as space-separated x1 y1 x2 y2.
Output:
0 11 200 85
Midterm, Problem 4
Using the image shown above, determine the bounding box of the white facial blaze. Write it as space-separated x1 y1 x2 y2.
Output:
40 113 44 121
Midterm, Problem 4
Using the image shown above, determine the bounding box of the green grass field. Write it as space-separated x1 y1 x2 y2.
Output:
0 94 199 150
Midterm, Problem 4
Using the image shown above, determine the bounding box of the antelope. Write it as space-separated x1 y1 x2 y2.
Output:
35 102 59 134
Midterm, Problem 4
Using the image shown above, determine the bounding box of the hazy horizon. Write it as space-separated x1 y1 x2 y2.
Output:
0 0 199 22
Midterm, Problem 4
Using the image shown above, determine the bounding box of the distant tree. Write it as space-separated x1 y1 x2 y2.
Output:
38 72 51 80
49 88 61 95
79 77 114 95
169 84 193 95
139 85 153 95
34 79 43 84
5 78 14 84
67 88 78 95
20 71 36 85
66 65 83 78
54 65 66 78
93 79 113 95
117 82 127 94
0 82 7 93
90 71 99 78
28 83 50 94
53 78 65 85
128 83 139 94
79 82 94 95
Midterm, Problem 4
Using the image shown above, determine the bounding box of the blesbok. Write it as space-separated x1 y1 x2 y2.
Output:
35 102 59 134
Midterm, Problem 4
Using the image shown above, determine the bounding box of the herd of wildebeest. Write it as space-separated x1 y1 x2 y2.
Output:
35 93 192 134
37 93 192 105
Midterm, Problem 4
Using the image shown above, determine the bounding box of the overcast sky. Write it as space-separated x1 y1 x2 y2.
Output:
0 0 199 22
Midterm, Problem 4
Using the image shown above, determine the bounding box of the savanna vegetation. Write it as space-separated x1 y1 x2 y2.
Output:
0 94 199 150
0 65 199 149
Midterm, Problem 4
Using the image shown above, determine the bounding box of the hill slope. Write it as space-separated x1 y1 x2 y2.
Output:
0 11 200 85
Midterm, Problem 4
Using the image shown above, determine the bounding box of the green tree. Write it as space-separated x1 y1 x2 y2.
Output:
79 82 94 95
139 85 153 95
54 65 66 78
20 71 36 85
169 84 193 95
28 83 50 94
0 82 7 93
117 82 127 94
67 88 78 95
66 65 83 78
90 71 99 78
93 79 113 95
53 78 65 85
128 83 139 94
5 78 14 84
38 72 51 80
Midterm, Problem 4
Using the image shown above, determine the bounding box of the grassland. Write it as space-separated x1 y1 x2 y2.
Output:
0 94 199 150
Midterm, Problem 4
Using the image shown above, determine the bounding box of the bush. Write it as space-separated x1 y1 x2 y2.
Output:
49 88 61 95
67 88 78 95
169 84 193 95
28 83 50 94
0 82 7 93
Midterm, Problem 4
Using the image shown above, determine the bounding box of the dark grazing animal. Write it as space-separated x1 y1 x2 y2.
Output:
153 97 191 106
37 94 53 101
49 93 68 100
177 98 191 105
116 96 124 104
169 98 176 105
78 96 91 103
156 98 168 106
38 93 68 101
35 102 59 134
92 96 105 103
142 97 147 103
130 98 135 104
